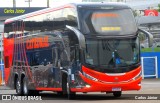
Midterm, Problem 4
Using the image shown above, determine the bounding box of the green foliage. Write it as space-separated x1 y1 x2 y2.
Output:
139 32 146 41
141 47 160 52
133 10 138 17
158 4 160 12
141 48 152 52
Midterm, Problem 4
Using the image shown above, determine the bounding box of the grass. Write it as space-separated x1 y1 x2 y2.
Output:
141 47 160 52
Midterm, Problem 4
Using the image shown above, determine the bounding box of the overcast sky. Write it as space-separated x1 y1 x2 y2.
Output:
0 0 82 7
0 0 159 9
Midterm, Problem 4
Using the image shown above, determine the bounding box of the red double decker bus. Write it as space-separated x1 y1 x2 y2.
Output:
3 2 153 99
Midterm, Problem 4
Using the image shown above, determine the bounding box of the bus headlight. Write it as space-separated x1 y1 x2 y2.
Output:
83 72 98 81
86 85 91 88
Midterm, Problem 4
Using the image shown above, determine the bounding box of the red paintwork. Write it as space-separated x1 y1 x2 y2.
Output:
3 38 14 84
71 66 142 92
82 65 141 82
36 87 62 91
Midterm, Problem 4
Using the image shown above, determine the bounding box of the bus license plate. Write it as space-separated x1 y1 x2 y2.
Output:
112 87 121 91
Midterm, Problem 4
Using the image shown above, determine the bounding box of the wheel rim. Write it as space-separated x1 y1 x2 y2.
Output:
16 80 21 93
67 82 70 94
23 80 28 94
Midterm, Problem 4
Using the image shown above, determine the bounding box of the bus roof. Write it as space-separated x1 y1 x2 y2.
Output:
5 2 130 24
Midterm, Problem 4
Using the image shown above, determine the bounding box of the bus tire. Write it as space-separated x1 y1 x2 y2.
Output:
62 74 67 96
113 91 122 97
62 74 76 99
31 90 40 96
16 78 23 95
66 76 76 100
57 91 63 96
23 77 31 96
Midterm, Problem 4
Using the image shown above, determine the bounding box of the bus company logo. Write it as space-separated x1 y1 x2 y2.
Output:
26 36 49 50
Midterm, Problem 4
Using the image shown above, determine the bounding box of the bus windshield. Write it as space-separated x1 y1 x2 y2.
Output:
78 7 137 35
85 37 140 72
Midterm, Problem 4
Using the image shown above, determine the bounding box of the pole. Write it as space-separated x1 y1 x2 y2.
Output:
29 0 30 7
141 57 144 79
13 0 16 7
47 0 49 7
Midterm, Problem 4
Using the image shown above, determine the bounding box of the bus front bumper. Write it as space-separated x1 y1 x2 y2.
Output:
71 74 142 92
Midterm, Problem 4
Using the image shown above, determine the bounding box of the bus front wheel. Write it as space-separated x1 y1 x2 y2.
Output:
62 74 76 99
66 80 76 100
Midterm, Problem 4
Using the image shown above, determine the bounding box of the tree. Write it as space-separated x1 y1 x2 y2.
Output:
158 4 160 12
133 10 138 17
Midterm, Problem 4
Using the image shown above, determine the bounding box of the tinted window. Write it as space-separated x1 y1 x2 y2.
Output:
24 7 78 33
85 37 140 69
78 8 137 35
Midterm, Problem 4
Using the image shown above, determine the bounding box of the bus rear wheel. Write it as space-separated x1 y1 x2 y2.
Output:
23 77 40 96
23 77 30 96
16 78 23 95
113 91 122 97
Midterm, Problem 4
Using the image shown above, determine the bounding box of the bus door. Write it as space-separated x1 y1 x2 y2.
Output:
70 45 80 76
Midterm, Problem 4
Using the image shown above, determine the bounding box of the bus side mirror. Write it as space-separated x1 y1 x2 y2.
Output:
138 28 153 47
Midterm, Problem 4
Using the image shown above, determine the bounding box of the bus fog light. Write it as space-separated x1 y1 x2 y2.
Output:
138 82 141 86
